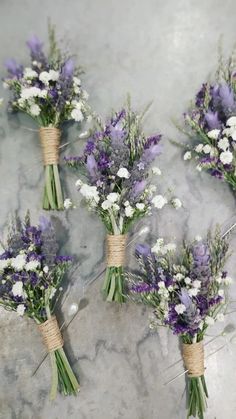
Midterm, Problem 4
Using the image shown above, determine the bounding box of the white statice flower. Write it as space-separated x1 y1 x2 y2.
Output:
158 281 165 288
195 144 204 153
73 76 81 86
203 144 212 154
152 167 162 175
71 100 82 110
151 195 167 209
218 137 229 151
16 304 26 316
172 198 182 209
218 289 224 297
75 179 83 188
205 315 215 326
175 304 186 315
50 287 57 299
80 184 100 204
192 280 201 288
12 281 24 297
151 238 164 254
168 285 174 292
117 167 130 179
125 205 134 217
39 70 59 84
107 192 119 203
216 313 225 322
30 104 40 116
23 67 38 79
101 200 112 210
188 288 199 297
71 108 84 122
18 98 26 107
164 243 176 252
49 70 59 81
136 203 145 211
39 89 48 98
11 254 26 271
0 258 11 271
25 260 40 271
112 203 120 211
43 266 49 274
20 86 42 100
138 226 150 236
215 275 223 284
195 235 202 242
196 164 202 172
64 198 73 210
220 150 233 165
223 276 233 285
3 81 9 89
124 200 130 207
207 129 220 139
148 184 157 194
185 277 191 285
226 116 236 127
174 273 184 281
183 151 192 160
82 90 89 100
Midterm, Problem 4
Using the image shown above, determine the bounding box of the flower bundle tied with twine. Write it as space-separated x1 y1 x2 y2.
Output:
127 227 232 419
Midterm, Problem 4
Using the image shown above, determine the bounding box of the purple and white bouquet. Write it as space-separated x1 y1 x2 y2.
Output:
0 214 79 399
66 101 181 303
3 24 90 210
181 50 236 193
127 229 232 419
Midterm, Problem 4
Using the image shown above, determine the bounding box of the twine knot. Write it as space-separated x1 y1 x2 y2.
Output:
38 316 64 353
182 341 205 377
39 127 61 166
107 234 127 267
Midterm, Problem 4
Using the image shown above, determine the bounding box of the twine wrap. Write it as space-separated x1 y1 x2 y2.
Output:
39 127 61 166
182 341 205 378
38 316 64 353
106 234 127 267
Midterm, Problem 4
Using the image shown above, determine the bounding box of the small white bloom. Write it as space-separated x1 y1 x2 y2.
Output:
152 167 162 175
124 201 130 207
50 287 57 299
175 273 184 281
148 184 157 193
216 313 225 322
193 280 201 288
125 205 134 217
218 289 224 297
158 281 165 288
175 304 186 315
64 198 73 210
188 288 199 297
183 151 192 160
185 277 191 285
117 167 130 179
3 81 9 89
71 108 84 122
151 195 167 209
195 235 202 242
215 276 223 284
172 198 182 209
12 281 24 297
195 144 204 153
226 116 236 127
164 243 176 252
49 69 59 81
30 104 40 116
205 315 215 326
16 304 25 316
39 89 47 98
73 76 81 86
218 137 229 151
196 164 202 172
207 129 220 140
107 192 119 203
151 238 164 254
168 285 174 292
82 90 89 100
112 203 120 211
220 150 233 165
101 200 112 210
23 67 38 79
75 179 83 188
71 100 82 110
11 254 26 271
203 144 212 154
80 184 100 203
138 226 149 236
20 86 42 99
0 258 11 271
223 276 233 285
25 260 40 271
43 266 49 274
136 203 145 211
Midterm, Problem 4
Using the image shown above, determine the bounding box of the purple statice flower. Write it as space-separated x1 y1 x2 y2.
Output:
142 143 162 163
107 124 126 142
205 111 221 129
144 134 162 149
39 216 51 232
179 288 192 309
64 156 82 166
111 109 126 127
130 282 158 293
26 35 46 64
0 250 12 260
132 180 147 197
4 59 23 79
200 156 217 165
210 168 224 179
21 226 42 247
29 271 39 286
84 140 96 155
135 243 151 257
61 58 75 78
191 242 211 283
195 83 208 108
86 155 98 178
219 84 235 110
54 255 73 264
208 295 223 306
97 152 111 170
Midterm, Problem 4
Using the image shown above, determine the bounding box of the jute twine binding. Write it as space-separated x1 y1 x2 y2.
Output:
182 341 205 377
38 316 64 353
107 234 127 267
39 127 61 166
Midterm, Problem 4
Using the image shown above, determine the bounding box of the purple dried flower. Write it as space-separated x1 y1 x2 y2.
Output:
62 58 75 78
4 59 23 79
205 111 221 129
135 243 151 257
86 155 98 178
133 180 146 197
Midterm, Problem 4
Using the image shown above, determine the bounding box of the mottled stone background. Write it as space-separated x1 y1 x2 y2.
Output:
0 0 236 418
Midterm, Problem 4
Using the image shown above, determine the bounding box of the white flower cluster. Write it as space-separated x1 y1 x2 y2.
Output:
151 238 176 255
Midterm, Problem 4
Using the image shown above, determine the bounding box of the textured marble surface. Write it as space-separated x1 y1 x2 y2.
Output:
1 0 236 418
